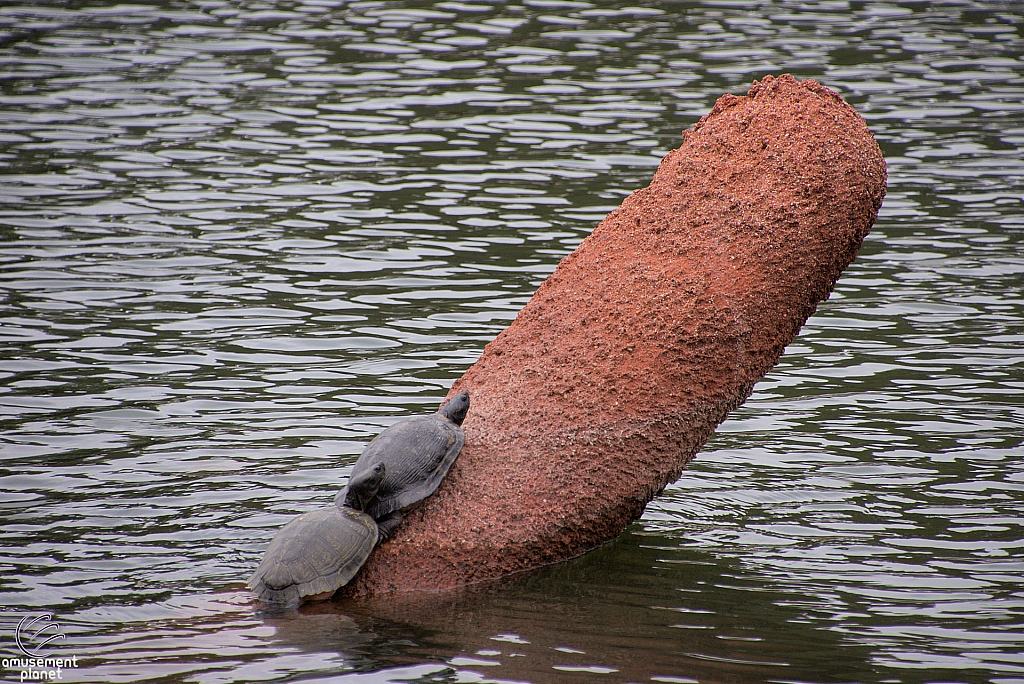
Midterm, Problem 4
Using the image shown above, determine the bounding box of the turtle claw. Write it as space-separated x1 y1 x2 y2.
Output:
376 511 403 543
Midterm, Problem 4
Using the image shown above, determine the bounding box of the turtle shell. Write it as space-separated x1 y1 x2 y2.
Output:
247 505 378 605
337 414 464 521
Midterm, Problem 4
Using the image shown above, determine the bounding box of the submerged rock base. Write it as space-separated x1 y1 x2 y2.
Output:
348 74 887 596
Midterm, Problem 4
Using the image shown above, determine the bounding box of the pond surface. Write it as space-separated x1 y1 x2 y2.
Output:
1 1 1023 682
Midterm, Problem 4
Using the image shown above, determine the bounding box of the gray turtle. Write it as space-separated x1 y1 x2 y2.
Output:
336 391 469 540
247 463 385 605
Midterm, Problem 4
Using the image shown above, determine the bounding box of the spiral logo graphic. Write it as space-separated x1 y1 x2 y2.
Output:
15 614 65 657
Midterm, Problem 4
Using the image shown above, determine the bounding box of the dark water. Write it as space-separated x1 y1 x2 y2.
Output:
1 1 1022 682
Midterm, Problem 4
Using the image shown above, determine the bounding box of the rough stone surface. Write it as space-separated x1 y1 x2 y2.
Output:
346 74 887 596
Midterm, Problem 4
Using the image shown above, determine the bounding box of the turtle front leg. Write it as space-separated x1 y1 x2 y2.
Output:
376 511 404 543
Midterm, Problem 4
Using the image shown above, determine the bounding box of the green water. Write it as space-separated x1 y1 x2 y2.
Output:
1 2 1022 682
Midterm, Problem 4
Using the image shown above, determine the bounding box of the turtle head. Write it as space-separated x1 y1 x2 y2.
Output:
438 390 470 426
344 463 385 511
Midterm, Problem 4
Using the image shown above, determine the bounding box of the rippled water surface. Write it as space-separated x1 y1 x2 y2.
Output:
1 1 1023 682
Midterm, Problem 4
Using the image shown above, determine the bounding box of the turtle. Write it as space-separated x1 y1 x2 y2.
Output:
247 463 385 605
336 391 469 541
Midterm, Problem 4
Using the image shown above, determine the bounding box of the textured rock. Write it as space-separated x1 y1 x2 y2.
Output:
347 74 887 596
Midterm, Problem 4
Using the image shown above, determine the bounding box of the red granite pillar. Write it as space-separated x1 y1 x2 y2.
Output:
348 74 887 596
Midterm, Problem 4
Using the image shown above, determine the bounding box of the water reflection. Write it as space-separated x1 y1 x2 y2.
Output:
326 532 879 683
1 0 1023 682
